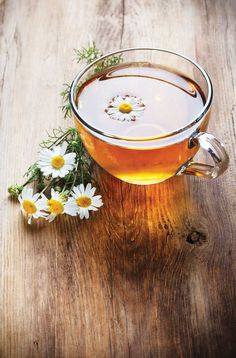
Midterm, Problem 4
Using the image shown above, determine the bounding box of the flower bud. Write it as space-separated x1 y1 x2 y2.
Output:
55 186 62 192
8 184 23 198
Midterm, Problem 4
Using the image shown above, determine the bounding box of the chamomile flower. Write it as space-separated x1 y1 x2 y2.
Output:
105 95 145 122
18 187 48 224
70 183 103 219
38 142 76 178
45 188 78 222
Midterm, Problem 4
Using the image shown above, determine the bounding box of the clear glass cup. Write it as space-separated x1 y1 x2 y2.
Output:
70 48 229 185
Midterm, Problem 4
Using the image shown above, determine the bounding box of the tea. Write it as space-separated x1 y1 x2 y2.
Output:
75 63 206 184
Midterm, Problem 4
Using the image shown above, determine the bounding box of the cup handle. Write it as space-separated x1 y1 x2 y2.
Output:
177 132 229 179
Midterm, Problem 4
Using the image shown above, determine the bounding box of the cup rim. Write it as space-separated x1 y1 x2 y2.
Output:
69 47 213 142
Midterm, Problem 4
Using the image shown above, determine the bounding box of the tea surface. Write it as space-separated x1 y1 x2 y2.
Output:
77 63 205 138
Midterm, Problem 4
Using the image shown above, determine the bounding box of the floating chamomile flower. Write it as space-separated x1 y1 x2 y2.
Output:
70 183 103 219
105 95 145 122
45 189 78 222
38 142 76 178
18 188 48 224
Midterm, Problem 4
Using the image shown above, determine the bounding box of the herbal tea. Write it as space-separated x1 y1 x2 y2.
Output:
75 63 206 184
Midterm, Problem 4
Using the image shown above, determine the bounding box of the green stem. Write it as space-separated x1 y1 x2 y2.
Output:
79 159 84 184
40 179 55 195
22 174 36 187
47 130 71 149
68 162 79 194
62 173 72 192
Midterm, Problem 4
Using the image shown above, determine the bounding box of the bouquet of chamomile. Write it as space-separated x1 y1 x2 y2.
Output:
8 42 119 224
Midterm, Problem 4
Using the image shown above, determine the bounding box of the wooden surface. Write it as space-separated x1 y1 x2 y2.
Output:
0 0 236 357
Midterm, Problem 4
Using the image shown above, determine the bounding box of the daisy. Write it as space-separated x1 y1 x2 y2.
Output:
70 183 103 219
18 187 48 224
38 142 76 178
105 95 145 122
45 188 78 222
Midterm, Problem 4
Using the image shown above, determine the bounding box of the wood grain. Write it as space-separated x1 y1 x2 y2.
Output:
0 0 236 357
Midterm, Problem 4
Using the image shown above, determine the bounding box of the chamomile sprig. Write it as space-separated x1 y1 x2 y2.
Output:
8 41 123 223
8 127 92 198
60 41 123 119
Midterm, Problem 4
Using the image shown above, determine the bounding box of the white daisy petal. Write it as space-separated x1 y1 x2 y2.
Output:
133 106 145 111
41 167 53 174
38 158 52 165
89 206 98 211
92 195 103 203
64 153 76 162
112 96 123 106
62 164 74 171
79 184 85 194
37 197 48 209
129 97 137 104
65 201 77 209
41 170 53 177
28 216 33 224
38 161 52 167
34 212 47 219
84 183 92 196
72 191 79 199
74 186 81 196
107 108 119 115
25 188 33 199
92 200 103 208
89 187 96 197
79 208 85 220
118 113 125 121
38 152 52 159
51 189 61 201
20 187 27 200
60 142 68 156
52 146 61 156
39 165 51 172
46 213 57 222
41 193 47 201
39 148 54 158
37 203 47 210
93 195 102 199
64 201 78 216
32 193 40 202
84 210 89 219
58 170 67 178
52 171 59 178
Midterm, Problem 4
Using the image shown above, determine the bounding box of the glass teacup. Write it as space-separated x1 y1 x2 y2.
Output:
70 48 229 185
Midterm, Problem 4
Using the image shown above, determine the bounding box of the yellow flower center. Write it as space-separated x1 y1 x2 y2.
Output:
118 103 132 113
51 155 65 169
47 199 64 214
22 199 37 214
76 196 92 208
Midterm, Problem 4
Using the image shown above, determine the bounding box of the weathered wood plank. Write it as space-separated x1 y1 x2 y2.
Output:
0 0 235 357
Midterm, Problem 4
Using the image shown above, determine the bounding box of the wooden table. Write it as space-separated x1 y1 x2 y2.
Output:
1 0 235 357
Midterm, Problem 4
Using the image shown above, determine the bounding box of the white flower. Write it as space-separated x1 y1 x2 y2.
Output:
38 142 76 178
45 188 78 222
70 183 103 219
18 187 48 224
105 95 145 122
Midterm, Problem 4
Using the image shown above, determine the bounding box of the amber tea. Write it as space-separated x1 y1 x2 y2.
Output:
70 48 229 183
74 62 207 184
